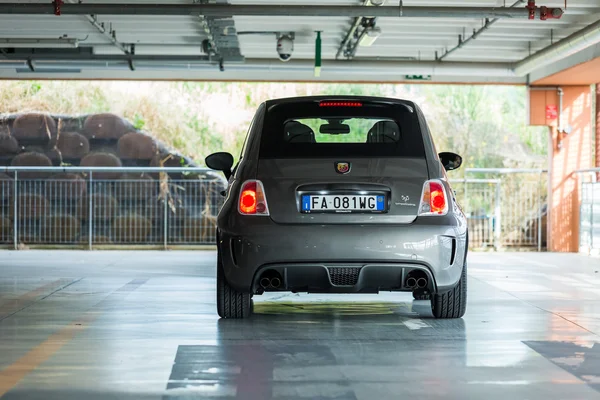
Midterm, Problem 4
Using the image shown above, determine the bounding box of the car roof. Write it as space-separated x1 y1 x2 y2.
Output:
264 95 417 110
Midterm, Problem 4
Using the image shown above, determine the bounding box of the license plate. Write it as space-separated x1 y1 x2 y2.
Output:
301 194 386 213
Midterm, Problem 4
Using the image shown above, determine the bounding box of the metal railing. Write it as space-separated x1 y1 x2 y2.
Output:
451 168 548 251
576 168 600 256
0 166 227 249
0 166 549 251
450 178 501 250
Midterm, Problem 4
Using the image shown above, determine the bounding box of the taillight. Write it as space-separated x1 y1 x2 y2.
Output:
238 180 269 216
319 101 362 107
418 179 448 216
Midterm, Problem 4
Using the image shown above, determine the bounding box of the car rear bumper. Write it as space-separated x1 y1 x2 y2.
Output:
218 215 467 294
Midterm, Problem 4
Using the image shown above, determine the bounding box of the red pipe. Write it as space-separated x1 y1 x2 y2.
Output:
53 0 64 16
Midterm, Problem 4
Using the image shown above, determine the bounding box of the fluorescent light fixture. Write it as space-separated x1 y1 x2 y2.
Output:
0 38 79 48
358 27 381 47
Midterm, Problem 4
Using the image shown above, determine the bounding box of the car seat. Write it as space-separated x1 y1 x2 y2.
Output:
366 121 400 143
285 121 316 143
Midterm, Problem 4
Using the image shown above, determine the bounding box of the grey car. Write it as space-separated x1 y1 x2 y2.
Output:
206 96 468 319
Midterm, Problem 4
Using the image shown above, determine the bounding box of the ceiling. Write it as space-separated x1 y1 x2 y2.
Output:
0 0 599 83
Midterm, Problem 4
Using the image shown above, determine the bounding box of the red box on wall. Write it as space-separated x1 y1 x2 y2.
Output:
545 105 558 120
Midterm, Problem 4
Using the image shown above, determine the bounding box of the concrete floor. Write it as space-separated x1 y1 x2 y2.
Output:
0 251 599 399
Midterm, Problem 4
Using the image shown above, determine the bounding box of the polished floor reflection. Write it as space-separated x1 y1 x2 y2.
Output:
0 251 599 399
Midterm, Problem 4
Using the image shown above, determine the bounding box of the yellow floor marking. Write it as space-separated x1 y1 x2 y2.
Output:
0 278 147 397
0 313 96 396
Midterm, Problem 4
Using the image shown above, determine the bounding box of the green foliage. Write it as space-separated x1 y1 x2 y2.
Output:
29 82 42 95
421 85 547 173
132 114 145 130
0 81 547 170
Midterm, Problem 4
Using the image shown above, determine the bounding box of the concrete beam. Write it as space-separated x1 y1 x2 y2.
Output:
529 42 600 84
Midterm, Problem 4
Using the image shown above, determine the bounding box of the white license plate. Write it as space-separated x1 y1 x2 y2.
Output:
301 194 386 212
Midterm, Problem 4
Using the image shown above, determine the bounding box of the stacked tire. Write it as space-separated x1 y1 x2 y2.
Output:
0 112 225 246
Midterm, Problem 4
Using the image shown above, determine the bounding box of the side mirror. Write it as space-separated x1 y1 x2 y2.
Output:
205 152 234 179
439 152 462 171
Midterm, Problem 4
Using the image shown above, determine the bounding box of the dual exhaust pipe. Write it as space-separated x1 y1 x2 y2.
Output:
260 276 281 289
259 270 282 290
405 272 428 289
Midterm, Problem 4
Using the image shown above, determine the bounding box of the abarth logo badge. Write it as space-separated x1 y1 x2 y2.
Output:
335 162 351 174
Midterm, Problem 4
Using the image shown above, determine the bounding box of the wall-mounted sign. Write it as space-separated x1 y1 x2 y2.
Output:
405 75 431 81
545 105 558 120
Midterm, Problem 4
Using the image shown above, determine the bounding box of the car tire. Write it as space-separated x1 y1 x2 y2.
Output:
431 262 467 319
216 249 252 319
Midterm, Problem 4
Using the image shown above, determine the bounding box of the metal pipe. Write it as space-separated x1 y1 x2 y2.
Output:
0 3 561 19
465 168 548 173
211 59 516 76
61 0 131 55
574 167 600 174
336 17 362 60
0 166 217 173
529 86 560 91
13 170 17 250
335 0 372 60
405 277 417 288
557 87 563 132
1 54 214 62
88 171 93 250
416 278 427 288
494 180 501 250
260 277 271 288
0 57 516 77
163 181 168 250
85 15 130 55
514 19 600 76
450 179 502 185
438 0 523 61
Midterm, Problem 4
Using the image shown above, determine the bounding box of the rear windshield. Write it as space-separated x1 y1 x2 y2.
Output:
259 100 426 158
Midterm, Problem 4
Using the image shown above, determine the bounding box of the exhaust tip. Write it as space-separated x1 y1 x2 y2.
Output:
260 277 271 288
406 277 417 288
271 277 281 288
416 277 428 288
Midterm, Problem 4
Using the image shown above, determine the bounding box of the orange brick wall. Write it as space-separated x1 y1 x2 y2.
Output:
531 86 594 252
596 84 600 170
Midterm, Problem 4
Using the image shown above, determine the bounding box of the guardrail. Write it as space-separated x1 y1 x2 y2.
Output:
0 166 227 249
452 168 547 251
450 178 502 250
0 166 549 251
575 168 600 255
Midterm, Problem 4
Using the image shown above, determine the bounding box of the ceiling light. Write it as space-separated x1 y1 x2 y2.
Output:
0 38 79 48
358 27 381 47
365 0 386 6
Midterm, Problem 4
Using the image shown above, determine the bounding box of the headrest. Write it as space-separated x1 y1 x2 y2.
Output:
285 121 316 143
367 121 400 143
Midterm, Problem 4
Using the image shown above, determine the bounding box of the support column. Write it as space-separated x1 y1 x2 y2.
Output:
596 84 600 170
549 86 594 252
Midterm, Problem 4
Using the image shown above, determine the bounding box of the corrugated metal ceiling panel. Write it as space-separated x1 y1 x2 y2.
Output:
0 0 598 81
